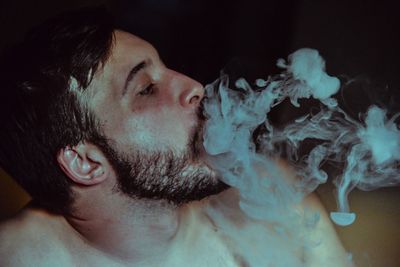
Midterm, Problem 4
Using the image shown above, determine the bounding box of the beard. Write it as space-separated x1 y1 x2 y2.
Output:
94 108 229 206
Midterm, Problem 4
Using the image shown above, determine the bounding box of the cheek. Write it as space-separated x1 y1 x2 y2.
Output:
126 109 192 151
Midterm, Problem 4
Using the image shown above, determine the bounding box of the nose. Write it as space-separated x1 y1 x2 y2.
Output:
181 79 204 108
167 69 204 108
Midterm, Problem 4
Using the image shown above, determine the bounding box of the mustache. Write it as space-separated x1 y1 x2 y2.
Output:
196 99 207 122
187 101 207 161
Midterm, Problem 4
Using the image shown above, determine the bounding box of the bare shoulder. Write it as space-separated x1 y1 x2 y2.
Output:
0 206 72 266
301 194 355 267
269 159 355 266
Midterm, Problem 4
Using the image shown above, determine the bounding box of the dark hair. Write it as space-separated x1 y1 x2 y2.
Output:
0 7 115 214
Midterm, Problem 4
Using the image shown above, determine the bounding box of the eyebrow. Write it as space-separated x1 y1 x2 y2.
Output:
122 60 147 96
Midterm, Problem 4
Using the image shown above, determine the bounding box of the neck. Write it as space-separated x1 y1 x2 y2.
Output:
65 196 181 264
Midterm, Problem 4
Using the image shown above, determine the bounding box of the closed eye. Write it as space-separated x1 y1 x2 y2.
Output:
138 83 155 96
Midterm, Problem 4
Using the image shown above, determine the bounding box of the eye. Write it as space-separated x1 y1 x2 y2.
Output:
138 83 155 96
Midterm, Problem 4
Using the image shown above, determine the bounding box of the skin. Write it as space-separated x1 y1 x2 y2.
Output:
0 30 354 267
90 31 203 154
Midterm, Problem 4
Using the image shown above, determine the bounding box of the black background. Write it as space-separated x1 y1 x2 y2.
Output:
2 0 400 120
1 0 399 88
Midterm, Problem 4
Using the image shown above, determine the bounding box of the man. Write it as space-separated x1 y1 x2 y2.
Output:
0 7 353 266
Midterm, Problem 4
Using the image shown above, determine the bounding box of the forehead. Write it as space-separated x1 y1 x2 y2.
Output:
89 30 158 94
105 30 158 69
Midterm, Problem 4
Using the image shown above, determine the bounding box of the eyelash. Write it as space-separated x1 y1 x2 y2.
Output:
138 83 155 96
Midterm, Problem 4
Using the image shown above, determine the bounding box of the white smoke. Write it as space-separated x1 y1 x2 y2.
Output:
201 48 400 265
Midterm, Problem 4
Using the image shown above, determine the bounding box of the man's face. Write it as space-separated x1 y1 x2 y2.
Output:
88 30 227 204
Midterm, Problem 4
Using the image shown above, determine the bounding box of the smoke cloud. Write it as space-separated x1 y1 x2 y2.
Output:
200 48 400 265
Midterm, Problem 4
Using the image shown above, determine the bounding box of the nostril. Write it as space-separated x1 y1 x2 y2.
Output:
190 95 200 104
178 77 204 107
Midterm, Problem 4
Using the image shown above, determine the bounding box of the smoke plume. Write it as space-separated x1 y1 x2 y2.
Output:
201 48 400 265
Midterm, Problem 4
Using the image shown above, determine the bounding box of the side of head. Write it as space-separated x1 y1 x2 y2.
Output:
0 7 227 215
0 7 115 214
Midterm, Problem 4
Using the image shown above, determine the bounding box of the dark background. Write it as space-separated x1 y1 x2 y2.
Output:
1 1 399 266
2 0 400 119
2 0 400 89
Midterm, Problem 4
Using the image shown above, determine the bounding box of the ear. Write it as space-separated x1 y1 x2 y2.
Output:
57 142 108 186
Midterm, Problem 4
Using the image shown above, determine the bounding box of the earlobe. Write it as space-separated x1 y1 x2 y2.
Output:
57 144 107 186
